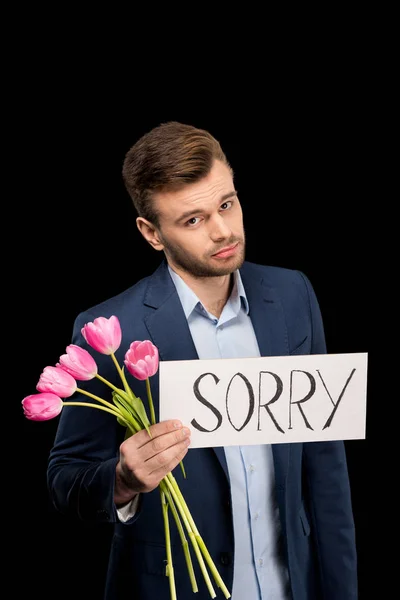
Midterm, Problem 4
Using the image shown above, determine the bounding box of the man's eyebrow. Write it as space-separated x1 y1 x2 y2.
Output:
176 190 237 223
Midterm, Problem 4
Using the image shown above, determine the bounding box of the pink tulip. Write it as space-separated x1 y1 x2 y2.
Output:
22 392 63 421
81 315 122 355
57 344 98 381
36 365 77 398
124 340 159 381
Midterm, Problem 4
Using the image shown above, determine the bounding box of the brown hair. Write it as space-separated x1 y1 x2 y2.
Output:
122 121 232 225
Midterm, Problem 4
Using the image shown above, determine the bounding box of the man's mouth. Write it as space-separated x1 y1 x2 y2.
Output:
212 242 239 258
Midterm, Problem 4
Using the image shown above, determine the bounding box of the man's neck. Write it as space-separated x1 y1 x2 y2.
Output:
169 264 233 319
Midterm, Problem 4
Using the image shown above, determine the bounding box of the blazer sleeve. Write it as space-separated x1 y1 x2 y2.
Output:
303 440 358 599
300 270 358 599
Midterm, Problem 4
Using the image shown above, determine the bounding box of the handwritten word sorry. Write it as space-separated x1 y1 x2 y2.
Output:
191 368 356 434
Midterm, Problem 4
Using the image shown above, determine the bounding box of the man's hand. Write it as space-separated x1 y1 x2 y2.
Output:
114 420 191 506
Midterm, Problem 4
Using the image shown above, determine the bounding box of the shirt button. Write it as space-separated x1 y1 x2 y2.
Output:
249 464 255 472
254 512 259 520
258 558 263 567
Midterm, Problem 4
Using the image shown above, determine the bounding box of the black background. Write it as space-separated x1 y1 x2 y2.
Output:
10 27 376 599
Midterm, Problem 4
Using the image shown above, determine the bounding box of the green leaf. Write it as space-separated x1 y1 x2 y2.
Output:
131 396 152 432
113 392 151 436
113 394 143 432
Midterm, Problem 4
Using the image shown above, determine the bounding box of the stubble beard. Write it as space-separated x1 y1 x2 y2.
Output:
161 233 246 278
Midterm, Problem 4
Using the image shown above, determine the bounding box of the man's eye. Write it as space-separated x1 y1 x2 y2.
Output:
220 200 233 211
186 217 200 226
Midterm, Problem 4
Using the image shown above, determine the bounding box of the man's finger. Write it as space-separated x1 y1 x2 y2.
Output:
139 426 191 461
133 419 184 449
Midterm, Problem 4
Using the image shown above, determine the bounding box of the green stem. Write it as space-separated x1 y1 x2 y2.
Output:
160 480 198 593
76 386 118 412
145 378 156 425
167 473 199 534
195 535 231 598
163 476 216 598
166 473 231 598
110 352 135 398
94 372 126 396
110 351 124 380
160 488 177 600
63 401 126 421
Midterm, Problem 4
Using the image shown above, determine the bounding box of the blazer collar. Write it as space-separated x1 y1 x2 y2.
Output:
143 261 290 359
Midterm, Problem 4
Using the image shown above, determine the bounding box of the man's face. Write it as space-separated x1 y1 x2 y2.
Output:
150 160 245 278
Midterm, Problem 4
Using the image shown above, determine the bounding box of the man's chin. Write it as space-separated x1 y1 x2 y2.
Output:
208 253 245 276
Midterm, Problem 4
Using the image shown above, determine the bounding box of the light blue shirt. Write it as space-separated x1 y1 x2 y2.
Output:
168 266 290 600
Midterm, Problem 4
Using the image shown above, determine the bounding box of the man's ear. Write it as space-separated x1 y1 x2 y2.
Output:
136 217 164 251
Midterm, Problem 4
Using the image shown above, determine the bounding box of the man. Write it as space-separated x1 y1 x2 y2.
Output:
47 121 358 599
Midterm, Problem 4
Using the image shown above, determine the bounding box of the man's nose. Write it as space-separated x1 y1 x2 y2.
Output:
208 214 231 241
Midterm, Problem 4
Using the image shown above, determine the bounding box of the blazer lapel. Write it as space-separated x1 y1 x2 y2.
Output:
143 264 198 363
240 265 289 359
142 262 230 479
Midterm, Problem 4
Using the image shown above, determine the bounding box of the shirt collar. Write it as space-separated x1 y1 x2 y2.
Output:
168 264 249 319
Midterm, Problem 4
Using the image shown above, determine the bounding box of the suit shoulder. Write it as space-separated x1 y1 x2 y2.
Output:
75 274 152 323
241 261 320 312
242 260 313 290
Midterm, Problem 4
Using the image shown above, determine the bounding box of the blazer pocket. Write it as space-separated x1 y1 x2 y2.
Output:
299 504 311 536
134 541 170 576
290 335 309 356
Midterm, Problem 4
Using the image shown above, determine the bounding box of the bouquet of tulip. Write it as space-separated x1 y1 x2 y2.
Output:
22 315 230 600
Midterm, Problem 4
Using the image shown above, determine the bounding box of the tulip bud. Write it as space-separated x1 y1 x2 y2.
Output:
81 315 122 355
22 392 63 421
124 340 159 381
57 344 98 381
36 365 77 398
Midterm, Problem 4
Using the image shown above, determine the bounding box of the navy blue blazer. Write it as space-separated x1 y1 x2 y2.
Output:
47 260 357 600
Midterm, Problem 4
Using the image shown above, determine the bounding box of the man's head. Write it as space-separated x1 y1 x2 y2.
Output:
122 121 245 278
